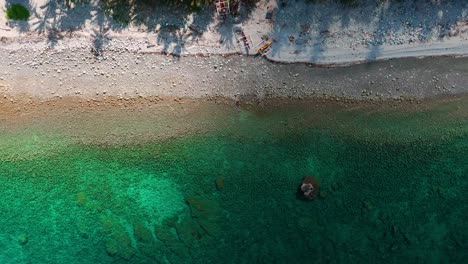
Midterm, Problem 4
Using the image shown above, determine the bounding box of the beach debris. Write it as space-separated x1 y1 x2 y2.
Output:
234 29 253 54
448 19 468 37
298 176 320 200
265 6 275 20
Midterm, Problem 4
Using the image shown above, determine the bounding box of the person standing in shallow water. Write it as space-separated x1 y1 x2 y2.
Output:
298 176 320 200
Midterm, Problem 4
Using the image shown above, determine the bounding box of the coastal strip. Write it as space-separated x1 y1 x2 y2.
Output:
1 0 468 66
1 46 467 103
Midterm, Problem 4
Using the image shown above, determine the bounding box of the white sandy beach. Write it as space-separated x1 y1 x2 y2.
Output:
1 0 468 65
1 0 468 103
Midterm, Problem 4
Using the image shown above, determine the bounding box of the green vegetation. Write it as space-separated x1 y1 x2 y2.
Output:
5 3 30 20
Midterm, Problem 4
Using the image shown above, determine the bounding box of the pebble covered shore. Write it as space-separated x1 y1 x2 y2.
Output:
1 43 468 104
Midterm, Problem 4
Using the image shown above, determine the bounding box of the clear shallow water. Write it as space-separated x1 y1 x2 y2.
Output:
0 98 467 263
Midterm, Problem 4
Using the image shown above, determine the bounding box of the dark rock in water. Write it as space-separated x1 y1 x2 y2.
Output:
133 222 154 243
297 176 320 200
100 214 137 260
105 240 118 257
331 182 340 191
175 215 205 247
215 176 225 191
79 232 89 239
319 191 327 198
185 196 222 236
137 240 166 262
163 215 178 228
18 234 28 245
154 225 178 246
105 237 135 260
154 225 188 254
76 192 87 207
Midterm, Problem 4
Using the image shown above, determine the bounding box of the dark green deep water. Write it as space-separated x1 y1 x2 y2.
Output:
0 98 467 263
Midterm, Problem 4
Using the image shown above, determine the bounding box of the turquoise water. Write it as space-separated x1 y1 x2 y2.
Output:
0 98 467 263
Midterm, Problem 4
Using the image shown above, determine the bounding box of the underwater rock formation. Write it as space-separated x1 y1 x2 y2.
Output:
215 176 225 191
100 214 137 260
175 215 205 247
185 196 222 236
154 223 190 258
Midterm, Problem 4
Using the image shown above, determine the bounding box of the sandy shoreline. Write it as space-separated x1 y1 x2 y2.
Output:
1 44 468 102
2 92 466 147
1 0 468 103
1 0 468 65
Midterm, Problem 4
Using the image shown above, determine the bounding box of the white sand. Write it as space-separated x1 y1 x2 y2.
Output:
1 0 468 102
1 0 468 65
